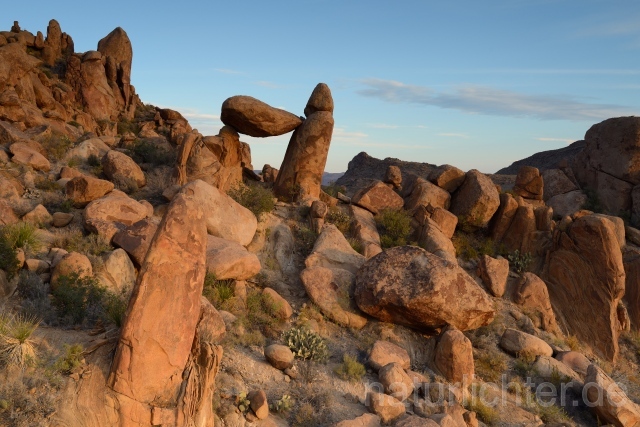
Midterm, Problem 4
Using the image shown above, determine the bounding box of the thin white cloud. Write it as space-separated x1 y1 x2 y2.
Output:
535 137 575 144
438 132 469 138
357 78 637 121
574 13 640 49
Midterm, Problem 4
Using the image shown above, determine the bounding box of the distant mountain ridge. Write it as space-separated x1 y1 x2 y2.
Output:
496 140 586 175
336 151 437 196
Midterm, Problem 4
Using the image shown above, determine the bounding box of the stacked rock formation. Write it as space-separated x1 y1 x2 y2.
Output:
273 83 335 200
0 20 140 137
175 83 333 197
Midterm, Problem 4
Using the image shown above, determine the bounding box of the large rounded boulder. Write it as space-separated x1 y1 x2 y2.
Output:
354 246 495 331
220 95 302 137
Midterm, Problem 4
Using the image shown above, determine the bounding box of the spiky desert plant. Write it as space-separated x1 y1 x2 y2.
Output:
0 313 39 368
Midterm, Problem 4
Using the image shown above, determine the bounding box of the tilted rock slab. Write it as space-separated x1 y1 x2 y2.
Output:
543 214 625 361
355 246 495 331
274 84 334 200
108 179 223 425
220 95 302 137
585 364 640 427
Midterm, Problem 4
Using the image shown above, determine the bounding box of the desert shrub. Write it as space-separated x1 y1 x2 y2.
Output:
67 156 81 167
202 272 235 310
475 350 509 383
0 374 58 426
228 183 275 217
39 133 73 161
466 398 499 426
0 313 40 368
294 225 317 256
16 272 56 323
375 208 412 248
53 344 84 374
131 139 175 166
282 326 329 362
51 273 125 327
34 176 61 191
326 207 352 234
271 394 293 413
513 351 537 378
291 402 316 426
235 391 251 414
245 290 284 336
53 229 112 257
582 187 603 213
87 154 101 167
334 353 366 382
347 237 364 254
0 234 19 280
117 118 140 136
322 181 343 198
508 250 532 274
452 233 478 260
103 288 129 328
58 199 74 213
1 222 42 256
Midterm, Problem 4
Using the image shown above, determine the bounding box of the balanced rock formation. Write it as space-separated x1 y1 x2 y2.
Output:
355 246 495 331
274 83 334 200
543 214 626 361
220 96 301 137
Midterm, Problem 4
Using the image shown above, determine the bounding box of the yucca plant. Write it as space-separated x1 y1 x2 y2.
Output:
0 313 40 368
1 222 42 256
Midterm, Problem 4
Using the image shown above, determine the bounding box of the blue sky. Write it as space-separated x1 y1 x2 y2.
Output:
8 1 640 173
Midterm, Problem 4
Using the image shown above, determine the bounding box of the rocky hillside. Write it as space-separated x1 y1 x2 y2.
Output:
1 18 640 427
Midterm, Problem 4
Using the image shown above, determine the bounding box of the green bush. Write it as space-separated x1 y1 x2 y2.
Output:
131 139 175 166
16 272 56 323
1 222 42 257
34 176 61 191
245 290 284 335
54 230 112 257
117 119 140 136
321 181 344 198
582 187 604 213
202 272 235 310
228 183 275 217
375 208 412 248
39 134 73 161
282 326 329 362
271 394 293 413
51 273 126 327
53 344 84 374
508 250 532 274
334 354 366 382
326 207 352 234
294 225 318 256
0 233 19 280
